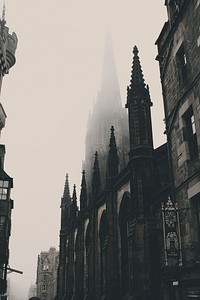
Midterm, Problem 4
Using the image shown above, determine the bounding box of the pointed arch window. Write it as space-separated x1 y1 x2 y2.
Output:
119 192 135 296
75 229 83 298
43 257 50 271
85 222 91 296
99 210 109 296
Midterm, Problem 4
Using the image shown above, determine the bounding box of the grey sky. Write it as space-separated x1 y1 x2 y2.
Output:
1 1 167 299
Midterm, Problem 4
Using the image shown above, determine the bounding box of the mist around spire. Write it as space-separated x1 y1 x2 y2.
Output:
84 27 129 196
99 27 121 109
2 0 5 21
80 170 87 211
92 151 101 196
107 126 119 178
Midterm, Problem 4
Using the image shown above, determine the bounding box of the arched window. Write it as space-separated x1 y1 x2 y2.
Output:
75 229 83 298
85 222 91 296
43 257 50 271
99 210 109 296
119 192 134 296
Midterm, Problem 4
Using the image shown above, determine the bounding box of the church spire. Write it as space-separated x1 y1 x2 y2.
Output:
107 126 119 178
126 46 153 157
92 152 101 196
2 0 6 21
61 174 71 206
99 27 121 108
126 46 152 105
72 184 78 218
84 27 129 195
72 184 77 205
60 174 71 231
80 170 87 211
130 46 145 91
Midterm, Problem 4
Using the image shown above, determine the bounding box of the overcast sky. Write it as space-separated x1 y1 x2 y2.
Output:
1 1 167 299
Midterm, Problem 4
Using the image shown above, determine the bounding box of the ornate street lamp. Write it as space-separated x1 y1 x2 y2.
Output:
0 170 13 297
162 196 182 267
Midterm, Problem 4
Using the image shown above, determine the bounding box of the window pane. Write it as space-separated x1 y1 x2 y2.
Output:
183 107 198 160
3 181 9 188
0 216 6 224
177 44 187 86
0 181 3 187
3 188 7 195
191 115 196 134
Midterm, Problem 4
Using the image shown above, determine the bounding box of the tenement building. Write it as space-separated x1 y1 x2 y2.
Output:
55 1 200 299
36 247 59 300
0 5 17 298
155 0 200 298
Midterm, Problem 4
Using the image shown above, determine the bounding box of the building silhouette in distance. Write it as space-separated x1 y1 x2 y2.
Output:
36 247 59 300
55 0 200 299
0 3 18 299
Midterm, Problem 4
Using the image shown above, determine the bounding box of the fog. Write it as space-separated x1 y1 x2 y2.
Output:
0 1 167 298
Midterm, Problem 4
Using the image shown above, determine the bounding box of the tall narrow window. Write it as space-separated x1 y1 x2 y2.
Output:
75 230 83 299
192 194 200 246
177 44 188 87
196 199 200 242
85 223 91 296
99 211 109 296
119 193 133 297
183 107 198 160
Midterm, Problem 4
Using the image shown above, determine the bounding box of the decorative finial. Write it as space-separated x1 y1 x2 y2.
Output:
2 0 6 21
107 126 119 178
95 151 98 161
92 151 101 196
81 170 87 188
63 173 71 201
129 45 145 90
80 170 87 210
72 184 77 204
133 45 139 56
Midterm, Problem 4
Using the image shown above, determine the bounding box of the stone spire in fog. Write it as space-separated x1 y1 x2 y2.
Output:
99 28 121 109
84 28 129 197
2 0 6 20
62 173 71 205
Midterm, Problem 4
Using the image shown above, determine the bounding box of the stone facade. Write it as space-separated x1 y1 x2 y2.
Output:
156 0 200 298
55 46 171 300
55 1 200 299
